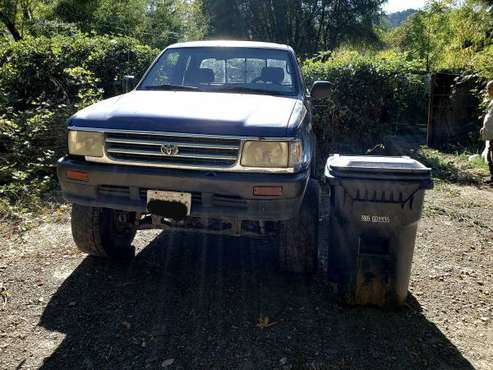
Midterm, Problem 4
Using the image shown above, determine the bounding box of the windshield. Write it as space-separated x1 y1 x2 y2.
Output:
138 47 300 97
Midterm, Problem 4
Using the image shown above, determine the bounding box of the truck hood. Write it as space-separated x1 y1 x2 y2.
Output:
69 90 301 137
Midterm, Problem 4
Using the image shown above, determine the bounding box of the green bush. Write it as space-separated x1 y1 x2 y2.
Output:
302 49 427 156
0 67 102 215
0 35 159 218
0 34 159 110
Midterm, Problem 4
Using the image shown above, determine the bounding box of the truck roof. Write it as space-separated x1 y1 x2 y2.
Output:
167 40 292 52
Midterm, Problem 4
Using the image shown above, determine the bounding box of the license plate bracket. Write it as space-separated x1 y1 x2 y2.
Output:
146 190 191 220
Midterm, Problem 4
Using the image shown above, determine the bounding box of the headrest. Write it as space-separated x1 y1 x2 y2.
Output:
185 67 215 84
260 67 285 84
196 68 215 84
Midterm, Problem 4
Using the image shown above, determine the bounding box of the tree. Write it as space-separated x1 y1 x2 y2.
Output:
51 0 203 47
389 0 493 74
202 0 385 55
0 0 47 40
175 0 208 41
143 0 183 48
52 0 145 35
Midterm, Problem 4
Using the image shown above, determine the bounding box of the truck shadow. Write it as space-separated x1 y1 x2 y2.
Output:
39 231 473 369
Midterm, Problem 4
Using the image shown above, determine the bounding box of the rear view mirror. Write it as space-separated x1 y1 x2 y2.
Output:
310 81 331 99
123 75 136 93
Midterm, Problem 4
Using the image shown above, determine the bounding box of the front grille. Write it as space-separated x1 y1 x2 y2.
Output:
105 132 241 169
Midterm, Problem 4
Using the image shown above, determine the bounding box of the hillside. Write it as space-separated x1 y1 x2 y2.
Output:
385 8 418 28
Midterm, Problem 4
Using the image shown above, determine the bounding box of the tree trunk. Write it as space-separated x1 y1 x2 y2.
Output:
2 18 22 41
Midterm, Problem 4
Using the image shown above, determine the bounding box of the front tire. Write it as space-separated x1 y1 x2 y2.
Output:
279 179 320 273
71 204 137 260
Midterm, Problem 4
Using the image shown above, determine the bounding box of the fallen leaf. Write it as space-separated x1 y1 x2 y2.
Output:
256 315 278 330
161 358 175 367
1 286 11 308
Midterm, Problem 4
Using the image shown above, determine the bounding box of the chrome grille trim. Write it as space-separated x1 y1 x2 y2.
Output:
106 147 238 161
104 131 241 169
106 137 239 151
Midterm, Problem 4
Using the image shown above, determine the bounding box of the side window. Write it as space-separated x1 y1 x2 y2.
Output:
200 58 225 83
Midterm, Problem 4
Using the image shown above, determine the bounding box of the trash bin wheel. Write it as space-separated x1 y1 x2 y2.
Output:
279 179 319 273
71 204 136 260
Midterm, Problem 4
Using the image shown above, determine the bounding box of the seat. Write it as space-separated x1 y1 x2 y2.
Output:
185 68 215 85
255 67 285 85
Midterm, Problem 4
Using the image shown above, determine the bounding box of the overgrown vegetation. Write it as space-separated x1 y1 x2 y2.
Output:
0 35 158 221
0 0 492 223
303 49 427 156
388 0 493 77
202 0 385 55
416 147 490 185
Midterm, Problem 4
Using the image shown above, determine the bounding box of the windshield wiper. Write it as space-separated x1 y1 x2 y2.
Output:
215 86 286 96
141 84 201 91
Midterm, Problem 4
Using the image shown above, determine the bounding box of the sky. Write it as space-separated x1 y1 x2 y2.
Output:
384 0 427 13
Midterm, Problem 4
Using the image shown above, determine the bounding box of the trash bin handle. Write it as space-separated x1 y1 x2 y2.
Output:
341 183 426 205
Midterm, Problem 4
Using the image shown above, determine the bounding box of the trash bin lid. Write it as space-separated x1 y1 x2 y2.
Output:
326 155 431 175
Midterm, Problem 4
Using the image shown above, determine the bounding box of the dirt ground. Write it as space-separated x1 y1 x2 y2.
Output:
0 182 492 370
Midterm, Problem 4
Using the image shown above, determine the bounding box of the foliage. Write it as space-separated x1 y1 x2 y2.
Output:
0 34 159 218
0 34 159 110
202 0 385 56
416 146 489 185
51 0 205 48
389 0 493 77
0 1 206 48
0 66 101 218
302 49 427 156
0 0 50 40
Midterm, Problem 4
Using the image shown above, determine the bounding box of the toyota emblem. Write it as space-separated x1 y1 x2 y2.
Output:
160 144 179 156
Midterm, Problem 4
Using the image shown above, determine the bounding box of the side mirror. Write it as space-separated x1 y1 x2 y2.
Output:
310 81 331 99
123 75 136 93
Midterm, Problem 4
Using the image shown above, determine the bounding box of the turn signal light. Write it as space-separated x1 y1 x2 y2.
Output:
66 170 89 182
253 186 283 196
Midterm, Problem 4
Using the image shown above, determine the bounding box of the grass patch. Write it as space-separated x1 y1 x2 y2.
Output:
0 189 68 237
415 146 490 185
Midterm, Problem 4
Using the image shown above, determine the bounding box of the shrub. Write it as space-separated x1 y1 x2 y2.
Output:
0 67 102 215
302 49 427 156
0 34 159 111
0 34 159 218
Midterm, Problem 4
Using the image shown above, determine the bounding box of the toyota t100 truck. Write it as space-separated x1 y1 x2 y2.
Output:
57 41 330 273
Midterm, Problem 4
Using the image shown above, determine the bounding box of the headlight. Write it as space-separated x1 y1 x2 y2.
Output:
241 140 303 168
68 131 104 157
289 141 303 167
241 141 288 168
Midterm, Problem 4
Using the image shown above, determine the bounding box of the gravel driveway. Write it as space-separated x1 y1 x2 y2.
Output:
0 182 492 369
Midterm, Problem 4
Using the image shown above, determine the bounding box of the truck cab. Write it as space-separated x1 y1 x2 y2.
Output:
57 41 329 272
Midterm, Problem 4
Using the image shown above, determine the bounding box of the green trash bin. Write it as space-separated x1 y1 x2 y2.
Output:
325 155 433 306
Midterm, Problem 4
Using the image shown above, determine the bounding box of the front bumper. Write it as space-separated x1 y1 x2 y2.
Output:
57 158 309 221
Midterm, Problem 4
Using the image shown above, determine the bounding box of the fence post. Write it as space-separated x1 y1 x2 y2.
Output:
426 73 434 147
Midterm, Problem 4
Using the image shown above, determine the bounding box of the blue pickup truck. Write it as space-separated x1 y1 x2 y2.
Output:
57 41 330 272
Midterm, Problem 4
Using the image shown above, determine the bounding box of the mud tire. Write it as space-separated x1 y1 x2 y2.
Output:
71 204 136 260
